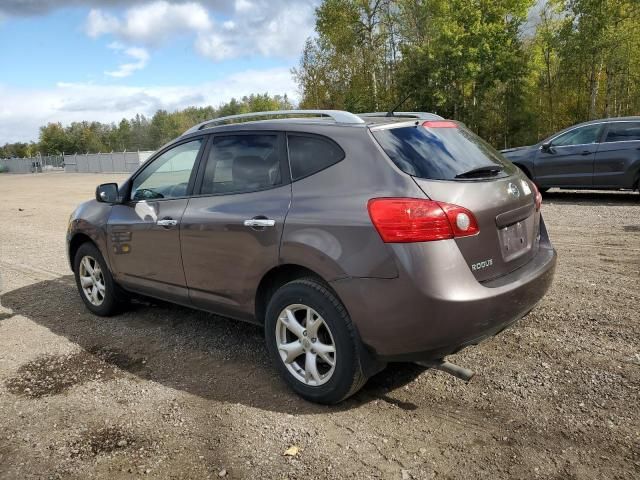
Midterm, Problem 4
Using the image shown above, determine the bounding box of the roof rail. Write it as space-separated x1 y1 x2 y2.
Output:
358 112 444 120
182 109 365 135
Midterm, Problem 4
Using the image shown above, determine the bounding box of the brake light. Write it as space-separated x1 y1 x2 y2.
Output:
367 198 479 243
531 182 542 211
422 120 458 128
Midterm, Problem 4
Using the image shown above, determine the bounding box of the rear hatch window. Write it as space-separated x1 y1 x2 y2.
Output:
372 122 516 180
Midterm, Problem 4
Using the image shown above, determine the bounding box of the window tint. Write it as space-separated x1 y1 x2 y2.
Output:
552 124 602 146
131 139 201 201
372 124 511 180
201 135 281 195
604 122 640 142
287 134 345 180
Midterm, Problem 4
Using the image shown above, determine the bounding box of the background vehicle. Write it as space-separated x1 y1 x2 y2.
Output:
501 117 640 192
67 110 556 403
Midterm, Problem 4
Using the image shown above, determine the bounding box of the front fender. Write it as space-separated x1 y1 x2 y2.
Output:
67 200 113 271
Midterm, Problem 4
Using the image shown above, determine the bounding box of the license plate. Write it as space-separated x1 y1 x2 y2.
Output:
499 221 528 259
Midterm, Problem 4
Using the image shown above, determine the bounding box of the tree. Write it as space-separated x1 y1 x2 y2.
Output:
39 123 70 155
295 0 640 148
20 93 294 156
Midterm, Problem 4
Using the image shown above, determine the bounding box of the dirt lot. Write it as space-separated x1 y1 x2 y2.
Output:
0 172 638 479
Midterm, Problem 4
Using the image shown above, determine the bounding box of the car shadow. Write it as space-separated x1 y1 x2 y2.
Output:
1 276 426 414
542 189 638 206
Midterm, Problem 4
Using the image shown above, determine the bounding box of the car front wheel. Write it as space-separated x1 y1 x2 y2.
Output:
73 242 127 316
265 278 366 404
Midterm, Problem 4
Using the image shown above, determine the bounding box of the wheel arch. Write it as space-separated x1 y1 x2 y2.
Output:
513 162 532 180
255 263 383 379
68 233 97 269
254 264 338 325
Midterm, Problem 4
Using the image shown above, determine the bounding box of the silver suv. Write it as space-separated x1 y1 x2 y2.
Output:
67 110 557 403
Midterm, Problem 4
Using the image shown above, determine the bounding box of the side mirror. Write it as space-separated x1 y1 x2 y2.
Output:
96 183 119 203
541 141 553 153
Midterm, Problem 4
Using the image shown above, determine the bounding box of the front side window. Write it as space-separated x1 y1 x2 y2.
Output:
604 122 640 142
201 135 281 195
288 134 345 180
552 125 602 147
131 140 202 201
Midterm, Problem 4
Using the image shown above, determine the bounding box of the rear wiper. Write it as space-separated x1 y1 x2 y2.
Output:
455 165 504 179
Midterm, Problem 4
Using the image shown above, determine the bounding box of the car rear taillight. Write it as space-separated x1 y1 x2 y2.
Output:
531 183 542 211
422 120 458 128
367 198 479 243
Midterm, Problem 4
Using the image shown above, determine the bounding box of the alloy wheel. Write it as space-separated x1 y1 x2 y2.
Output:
78 255 106 306
275 304 336 386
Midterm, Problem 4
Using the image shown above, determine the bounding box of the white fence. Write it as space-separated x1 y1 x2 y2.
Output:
0 155 63 173
0 151 155 174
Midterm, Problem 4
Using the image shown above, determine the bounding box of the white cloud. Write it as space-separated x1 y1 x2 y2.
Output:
84 0 316 61
195 32 236 61
85 9 118 37
0 67 298 143
85 1 213 45
105 45 150 78
234 0 254 13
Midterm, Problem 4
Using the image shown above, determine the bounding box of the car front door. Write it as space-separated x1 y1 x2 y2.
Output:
594 121 640 188
180 132 291 321
107 138 205 303
534 123 603 187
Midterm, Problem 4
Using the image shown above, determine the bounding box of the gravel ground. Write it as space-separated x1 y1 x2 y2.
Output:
0 172 638 479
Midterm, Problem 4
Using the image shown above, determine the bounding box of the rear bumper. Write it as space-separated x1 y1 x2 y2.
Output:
331 221 557 360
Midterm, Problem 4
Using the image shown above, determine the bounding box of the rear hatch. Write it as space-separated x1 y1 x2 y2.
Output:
371 120 541 282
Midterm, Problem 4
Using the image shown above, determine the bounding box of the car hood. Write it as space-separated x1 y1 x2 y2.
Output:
501 145 535 154
500 144 538 160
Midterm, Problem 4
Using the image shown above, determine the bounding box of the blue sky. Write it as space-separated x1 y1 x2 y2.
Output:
0 1 317 142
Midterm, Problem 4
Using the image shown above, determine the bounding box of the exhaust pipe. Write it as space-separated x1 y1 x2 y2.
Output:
417 359 475 382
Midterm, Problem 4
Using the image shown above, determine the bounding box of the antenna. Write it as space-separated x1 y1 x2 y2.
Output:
386 91 414 117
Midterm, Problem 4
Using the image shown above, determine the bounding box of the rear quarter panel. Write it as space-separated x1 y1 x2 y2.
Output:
280 126 424 280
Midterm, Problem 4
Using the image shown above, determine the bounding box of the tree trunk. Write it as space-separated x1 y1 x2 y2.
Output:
588 60 603 119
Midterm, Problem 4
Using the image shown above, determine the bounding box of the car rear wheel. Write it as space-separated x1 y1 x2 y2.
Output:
265 278 366 404
73 242 127 316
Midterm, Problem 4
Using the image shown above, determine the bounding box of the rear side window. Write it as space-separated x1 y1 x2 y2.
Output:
287 134 345 180
604 122 640 142
200 135 282 195
372 124 510 180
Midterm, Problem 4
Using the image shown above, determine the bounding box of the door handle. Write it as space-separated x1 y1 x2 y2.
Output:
243 218 276 228
157 218 178 227
581 151 592 156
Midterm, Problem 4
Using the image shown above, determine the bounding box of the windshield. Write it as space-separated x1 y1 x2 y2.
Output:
372 123 515 180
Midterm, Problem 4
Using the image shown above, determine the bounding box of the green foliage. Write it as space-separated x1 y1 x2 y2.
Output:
295 0 640 148
0 94 292 157
0 141 36 158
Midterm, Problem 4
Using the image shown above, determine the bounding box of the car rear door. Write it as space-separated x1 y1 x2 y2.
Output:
107 138 205 303
593 121 640 188
534 123 603 187
180 132 291 321
371 121 540 282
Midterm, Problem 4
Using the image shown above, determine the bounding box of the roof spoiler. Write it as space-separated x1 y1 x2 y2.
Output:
358 112 444 120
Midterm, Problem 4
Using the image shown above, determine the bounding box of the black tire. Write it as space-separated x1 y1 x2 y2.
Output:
73 242 128 316
264 278 367 404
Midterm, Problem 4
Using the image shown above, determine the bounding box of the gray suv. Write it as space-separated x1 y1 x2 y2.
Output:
67 110 556 403
502 117 640 192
